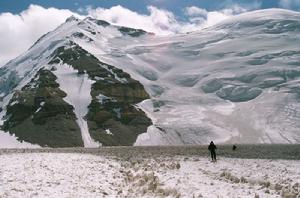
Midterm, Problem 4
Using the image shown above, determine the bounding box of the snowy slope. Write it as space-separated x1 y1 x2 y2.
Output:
68 9 300 145
1 8 300 146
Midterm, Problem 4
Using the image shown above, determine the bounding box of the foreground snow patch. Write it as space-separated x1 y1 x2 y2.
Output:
0 153 122 197
0 153 299 198
0 131 40 148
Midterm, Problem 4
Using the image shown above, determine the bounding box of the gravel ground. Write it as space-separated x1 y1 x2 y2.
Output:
1 144 299 160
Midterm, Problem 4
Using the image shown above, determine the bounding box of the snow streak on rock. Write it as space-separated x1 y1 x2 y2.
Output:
54 64 100 147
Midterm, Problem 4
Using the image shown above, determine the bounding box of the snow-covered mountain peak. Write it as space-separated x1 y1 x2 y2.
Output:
235 8 300 20
215 8 300 26
1 10 300 147
211 8 300 33
65 15 80 23
83 16 111 26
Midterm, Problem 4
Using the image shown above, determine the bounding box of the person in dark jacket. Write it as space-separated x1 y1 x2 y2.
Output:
208 141 217 162
232 145 237 151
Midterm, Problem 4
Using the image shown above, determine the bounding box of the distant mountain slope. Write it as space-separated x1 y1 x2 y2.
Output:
0 8 300 147
0 18 151 147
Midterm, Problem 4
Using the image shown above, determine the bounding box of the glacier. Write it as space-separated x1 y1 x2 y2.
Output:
74 9 300 144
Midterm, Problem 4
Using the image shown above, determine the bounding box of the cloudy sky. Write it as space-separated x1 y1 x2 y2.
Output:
0 0 300 66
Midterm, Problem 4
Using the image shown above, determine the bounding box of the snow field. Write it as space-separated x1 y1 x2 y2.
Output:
0 153 299 198
74 10 300 145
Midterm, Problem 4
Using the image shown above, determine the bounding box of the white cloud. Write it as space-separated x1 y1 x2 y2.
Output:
0 5 77 66
184 4 255 29
221 0 262 11
279 0 300 10
185 6 208 17
0 4 255 66
87 4 255 35
87 5 181 35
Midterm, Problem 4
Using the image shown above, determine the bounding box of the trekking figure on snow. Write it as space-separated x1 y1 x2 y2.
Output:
232 145 237 151
208 141 217 162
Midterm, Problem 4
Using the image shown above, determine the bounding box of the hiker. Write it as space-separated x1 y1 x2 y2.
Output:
232 145 237 151
208 141 217 162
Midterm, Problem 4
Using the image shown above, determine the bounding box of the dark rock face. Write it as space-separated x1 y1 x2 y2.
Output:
93 19 110 27
118 26 147 37
88 82 152 146
2 69 83 147
50 42 152 146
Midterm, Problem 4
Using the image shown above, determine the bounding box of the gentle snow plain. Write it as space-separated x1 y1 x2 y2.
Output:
0 153 299 198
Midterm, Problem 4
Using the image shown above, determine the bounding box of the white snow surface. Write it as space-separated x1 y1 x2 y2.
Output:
0 153 299 197
53 63 100 148
73 9 300 145
0 130 40 148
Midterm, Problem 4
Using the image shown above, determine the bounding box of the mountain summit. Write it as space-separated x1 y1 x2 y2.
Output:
0 9 300 147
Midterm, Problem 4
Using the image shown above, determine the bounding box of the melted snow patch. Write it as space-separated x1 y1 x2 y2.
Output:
9 101 18 106
34 102 45 114
96 94 116 104
105 129 113 135
101 64 128 83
